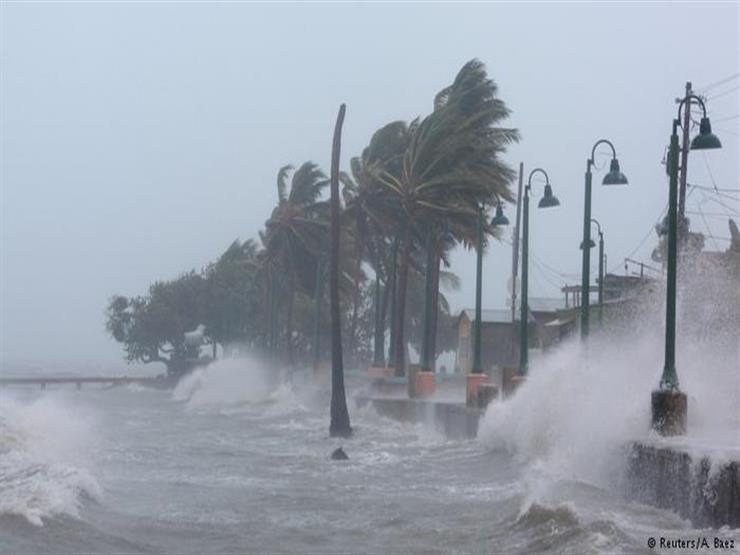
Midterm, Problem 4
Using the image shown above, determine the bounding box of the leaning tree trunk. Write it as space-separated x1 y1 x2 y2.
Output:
329 104 352 438
393 219 412 377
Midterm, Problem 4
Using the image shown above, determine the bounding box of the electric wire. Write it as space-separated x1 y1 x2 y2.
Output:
712 114 740 123
706 85 740 102
696 73 740 93
696 204 721 251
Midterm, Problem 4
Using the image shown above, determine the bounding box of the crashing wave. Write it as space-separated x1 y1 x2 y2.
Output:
0 393 101 526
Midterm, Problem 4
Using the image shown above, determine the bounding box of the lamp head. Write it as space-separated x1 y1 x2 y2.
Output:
579 238 596 250
538 184 560 208
655 216 668 237
490 203 510 226
690 117 722 150
440 221 455 245
602 158 628 185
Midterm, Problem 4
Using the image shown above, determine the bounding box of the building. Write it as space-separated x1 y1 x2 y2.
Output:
455 297 566 375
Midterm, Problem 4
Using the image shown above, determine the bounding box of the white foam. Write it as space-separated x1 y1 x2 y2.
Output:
172 356 297 410
478 284 739 492
0 393 101 526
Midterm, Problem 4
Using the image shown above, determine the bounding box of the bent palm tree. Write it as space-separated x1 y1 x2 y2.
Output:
262 162 329 368
373 59 520 376
329 104 352 438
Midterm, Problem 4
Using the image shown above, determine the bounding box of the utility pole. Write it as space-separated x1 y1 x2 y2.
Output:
678 81 692 223
510 163 523 363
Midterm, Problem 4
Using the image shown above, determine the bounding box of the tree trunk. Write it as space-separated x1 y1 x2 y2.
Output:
347 240 363 366
329 104 352 438
286 272 295 369
393 219 412 377
387 238 398 370
429 248 441 371
372 272 385 367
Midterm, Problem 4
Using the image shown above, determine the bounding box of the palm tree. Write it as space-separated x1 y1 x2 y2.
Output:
340 121 411 368
329 104 352 438
261 162 329 368
372 59 519 376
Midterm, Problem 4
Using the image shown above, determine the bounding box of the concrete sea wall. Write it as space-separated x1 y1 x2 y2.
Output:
626 442 740 528
355 390 739 529
354 395 482 440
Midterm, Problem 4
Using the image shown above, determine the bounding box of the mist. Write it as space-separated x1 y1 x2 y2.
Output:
2 3 738 369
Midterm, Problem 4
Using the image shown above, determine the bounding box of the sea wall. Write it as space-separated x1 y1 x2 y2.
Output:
354 395 481 440
626 442 740 528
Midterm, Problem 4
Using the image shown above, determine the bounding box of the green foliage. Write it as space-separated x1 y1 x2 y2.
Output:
106 59 519 373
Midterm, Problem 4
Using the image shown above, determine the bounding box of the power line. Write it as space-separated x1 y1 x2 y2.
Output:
706 85 740 101
716 126 738 137
712 114 740 123
696 204 720 250
609 203 668 274
689 183 740 194
706 195 740 215
686 210 739 218
530 258 567 290
696 73 740 93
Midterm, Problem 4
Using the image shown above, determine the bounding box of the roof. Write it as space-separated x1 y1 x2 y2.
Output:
528 297 565 313
544 315 576 327
459 308 535 324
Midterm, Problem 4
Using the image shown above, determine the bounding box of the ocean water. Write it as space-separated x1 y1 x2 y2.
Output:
1 351 738 555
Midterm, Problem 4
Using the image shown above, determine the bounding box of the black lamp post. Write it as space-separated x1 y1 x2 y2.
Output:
518 169 560 376
580 141 628 340
652 94 721 436
470 204 510 374
581 219 605 327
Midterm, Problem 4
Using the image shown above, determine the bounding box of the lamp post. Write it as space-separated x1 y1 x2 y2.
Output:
596 221 604 328
466 203 509 406
580 141 628 340
581 219 605 327
518 169 560 377
471 203 510 374
652 94 721 436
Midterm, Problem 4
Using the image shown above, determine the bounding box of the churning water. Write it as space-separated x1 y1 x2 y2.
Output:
1 347 738 554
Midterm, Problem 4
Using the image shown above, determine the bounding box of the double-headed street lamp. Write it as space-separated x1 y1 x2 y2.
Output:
652 94 721 436
470 203 510 374
580 140 628 340
518 169 560 376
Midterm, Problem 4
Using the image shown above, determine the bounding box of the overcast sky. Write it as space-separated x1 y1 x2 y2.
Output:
1 2 738 370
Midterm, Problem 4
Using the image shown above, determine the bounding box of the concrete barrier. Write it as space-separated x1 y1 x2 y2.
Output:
626 441 740 528
355 395 481 440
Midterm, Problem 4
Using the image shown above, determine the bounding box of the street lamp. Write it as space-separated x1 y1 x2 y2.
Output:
581 219 605 327
652 94 721 436
518 169 560 376
470 203 510 374
580 140 628 340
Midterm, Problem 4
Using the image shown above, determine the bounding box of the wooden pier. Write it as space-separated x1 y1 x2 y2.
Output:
0 375 171 390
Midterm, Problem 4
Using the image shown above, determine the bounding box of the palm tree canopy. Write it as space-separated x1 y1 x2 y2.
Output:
375 59 519 238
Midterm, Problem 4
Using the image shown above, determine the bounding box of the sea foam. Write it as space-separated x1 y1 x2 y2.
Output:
0 393 101 526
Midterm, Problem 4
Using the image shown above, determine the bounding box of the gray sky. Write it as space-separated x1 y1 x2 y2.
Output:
1 2 738 369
